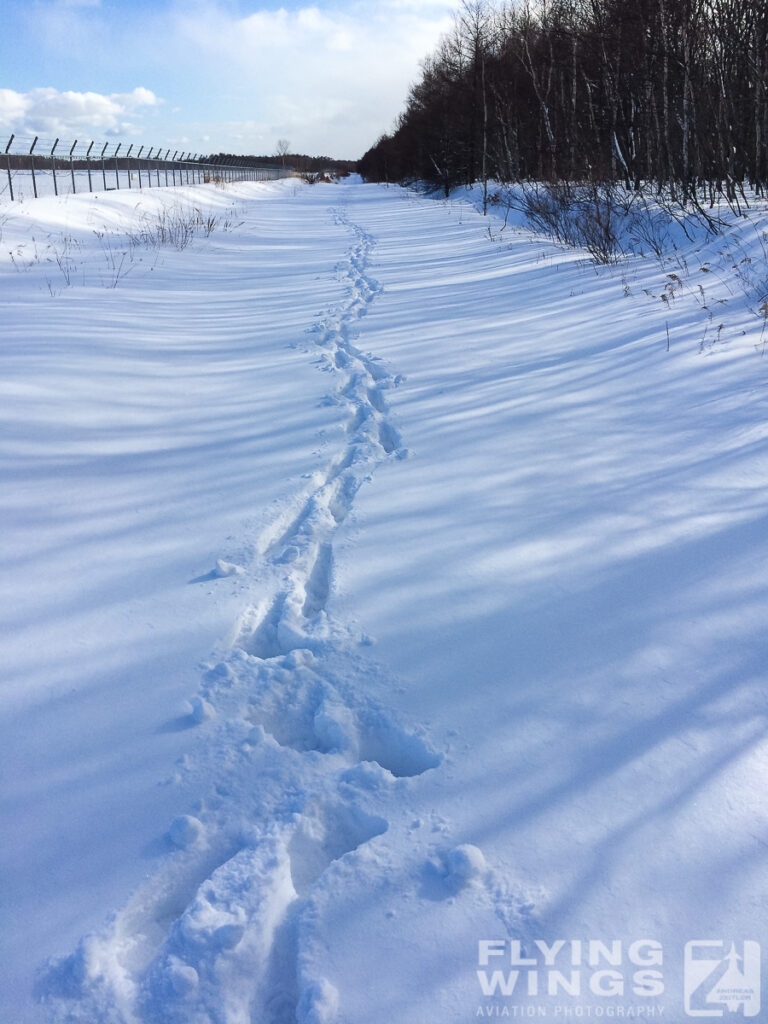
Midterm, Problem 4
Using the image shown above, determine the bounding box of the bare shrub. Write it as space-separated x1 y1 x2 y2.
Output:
515 182 622 263
127 203 220 251
627 200 672 259
299 172 334 185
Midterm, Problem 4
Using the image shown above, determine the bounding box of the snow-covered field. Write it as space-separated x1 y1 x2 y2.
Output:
1 176 767 1023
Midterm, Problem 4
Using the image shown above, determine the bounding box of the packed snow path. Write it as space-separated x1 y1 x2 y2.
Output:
35 199 442 1024
1 178 767 1023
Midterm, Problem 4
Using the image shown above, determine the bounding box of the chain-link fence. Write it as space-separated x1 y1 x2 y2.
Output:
1 134 293 202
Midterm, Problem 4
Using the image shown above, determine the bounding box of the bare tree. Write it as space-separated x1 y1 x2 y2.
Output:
275 139 290 168
360 0 768 208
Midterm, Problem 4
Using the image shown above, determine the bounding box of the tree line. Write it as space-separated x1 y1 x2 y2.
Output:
359 0 768 206
205 152 356 175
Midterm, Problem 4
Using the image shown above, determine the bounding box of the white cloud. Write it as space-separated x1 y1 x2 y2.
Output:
0 89 29 125
15 0 455 157
0 87 160 141
169 2 454 156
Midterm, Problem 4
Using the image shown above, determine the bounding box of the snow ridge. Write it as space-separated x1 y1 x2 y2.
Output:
38 206 440 1024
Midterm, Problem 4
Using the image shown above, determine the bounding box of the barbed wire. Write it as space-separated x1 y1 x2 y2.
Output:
1 132 291 202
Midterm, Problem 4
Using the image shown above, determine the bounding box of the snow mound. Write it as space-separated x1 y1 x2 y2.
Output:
297 977 339 1024
444 843 487 888
214 559 244 578
167 815 205 850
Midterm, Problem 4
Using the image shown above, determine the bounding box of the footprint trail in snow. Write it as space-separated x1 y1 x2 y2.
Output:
39 208 456 1024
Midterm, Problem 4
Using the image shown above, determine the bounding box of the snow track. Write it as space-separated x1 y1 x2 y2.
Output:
237 209 408 659
39 205 441 1024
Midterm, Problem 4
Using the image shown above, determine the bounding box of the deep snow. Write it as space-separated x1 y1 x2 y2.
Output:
1 176 767 1023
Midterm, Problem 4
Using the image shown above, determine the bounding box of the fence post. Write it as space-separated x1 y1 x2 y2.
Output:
4 134 14 202
113 143 122 188
171 150 178 187
136 145 144 188
85 141 94 192
51 138 59 196
100 142 108 190
125 144 133 188
69 140 77 193
29 137 39 199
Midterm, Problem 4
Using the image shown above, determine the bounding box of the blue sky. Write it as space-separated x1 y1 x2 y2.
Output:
0 0 455 158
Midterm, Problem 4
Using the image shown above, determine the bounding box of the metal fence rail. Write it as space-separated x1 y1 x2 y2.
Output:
1 134 292 202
